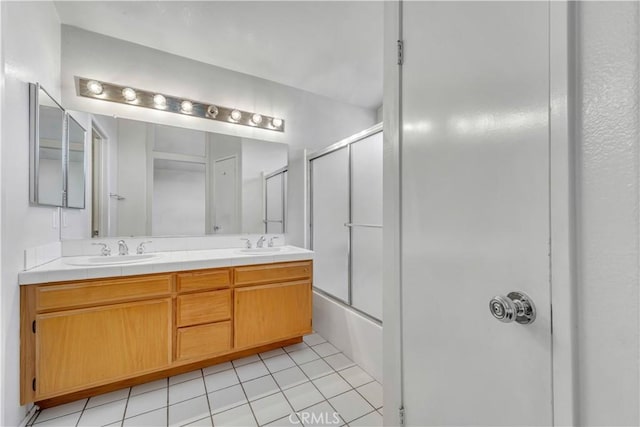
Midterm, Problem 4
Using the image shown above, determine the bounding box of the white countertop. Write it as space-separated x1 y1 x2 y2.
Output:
19 245 313 285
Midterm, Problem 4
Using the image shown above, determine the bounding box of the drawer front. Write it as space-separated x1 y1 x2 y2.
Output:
176 321 232 361
36 275 172 312
176 289 231 327
234 261 312 287
177 269 231 293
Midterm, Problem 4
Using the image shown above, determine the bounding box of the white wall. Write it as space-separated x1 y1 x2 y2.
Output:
0 2 61 425
60 26 377 245
241 138 287 234
576 2 640 425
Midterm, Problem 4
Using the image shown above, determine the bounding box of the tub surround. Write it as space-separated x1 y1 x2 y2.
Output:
20 252 314 408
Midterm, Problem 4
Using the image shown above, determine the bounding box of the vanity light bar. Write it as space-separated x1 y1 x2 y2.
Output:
75 77 285 132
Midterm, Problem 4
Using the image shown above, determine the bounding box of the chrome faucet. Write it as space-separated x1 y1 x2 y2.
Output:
117 240 129 256
240 238 252 249
256 236 266 248
137 241 152 254
92 242 111 256
268 236 279 247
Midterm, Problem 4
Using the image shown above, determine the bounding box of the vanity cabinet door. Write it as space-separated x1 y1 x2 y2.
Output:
234 280 312 349
35 298 172 399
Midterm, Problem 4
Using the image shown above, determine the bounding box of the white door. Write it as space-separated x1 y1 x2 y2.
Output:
401 2 552 425
213 156 238 234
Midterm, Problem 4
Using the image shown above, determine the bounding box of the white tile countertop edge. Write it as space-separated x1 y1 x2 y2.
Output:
19 245 314 285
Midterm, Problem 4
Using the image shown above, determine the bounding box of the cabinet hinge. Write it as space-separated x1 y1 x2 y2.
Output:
397 40 404 65
32 378 36 391
32 320 36 333
399 406 405 427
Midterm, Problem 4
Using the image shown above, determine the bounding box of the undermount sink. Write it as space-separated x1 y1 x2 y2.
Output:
64 254 160 266
237 247 282 254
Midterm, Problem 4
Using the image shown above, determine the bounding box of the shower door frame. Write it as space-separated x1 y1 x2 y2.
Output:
264 166 287 234
308 122 383 324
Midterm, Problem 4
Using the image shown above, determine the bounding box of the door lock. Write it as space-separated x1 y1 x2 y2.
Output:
489 291 536 325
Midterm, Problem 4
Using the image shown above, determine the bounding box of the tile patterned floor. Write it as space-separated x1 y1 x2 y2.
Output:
27 333 383 427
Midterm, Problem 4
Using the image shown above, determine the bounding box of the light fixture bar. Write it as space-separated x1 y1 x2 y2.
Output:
75 77 285 132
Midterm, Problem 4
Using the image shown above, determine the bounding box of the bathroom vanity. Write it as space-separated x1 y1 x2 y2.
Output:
19 247 312 408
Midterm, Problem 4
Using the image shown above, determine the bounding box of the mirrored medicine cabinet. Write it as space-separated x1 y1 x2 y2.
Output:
29 83 87 209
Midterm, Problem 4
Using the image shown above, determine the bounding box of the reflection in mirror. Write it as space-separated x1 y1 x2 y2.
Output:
265 168 287 234
66 116 86 209
30 84 65 206
87 115 288 238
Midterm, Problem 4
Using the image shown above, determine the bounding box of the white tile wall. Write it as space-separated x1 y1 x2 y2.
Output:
23 241 62 270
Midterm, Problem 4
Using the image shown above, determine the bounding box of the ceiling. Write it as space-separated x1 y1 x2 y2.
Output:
54 1 383 110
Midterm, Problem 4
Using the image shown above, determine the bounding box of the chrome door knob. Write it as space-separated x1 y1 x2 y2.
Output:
489 291 536 325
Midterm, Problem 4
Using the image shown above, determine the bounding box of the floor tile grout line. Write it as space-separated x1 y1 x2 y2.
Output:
231 362 261 427
352 380 383 410
345 408 381 427
256 352 303 426
334 367 374 392
166 376 170 427
25 406 40 427
282 346 352 426
74 397 90 427
199 368 217 427
119 387 133 427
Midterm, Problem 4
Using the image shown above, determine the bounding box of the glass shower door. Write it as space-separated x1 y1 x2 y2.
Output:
350 133 383 320
310 147 350 303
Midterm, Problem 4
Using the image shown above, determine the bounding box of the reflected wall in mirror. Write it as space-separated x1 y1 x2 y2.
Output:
89 115 287 238
30 83 65 207
67 116 87 209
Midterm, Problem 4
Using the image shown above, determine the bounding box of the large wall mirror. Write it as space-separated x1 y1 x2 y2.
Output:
83 115 288 239
29 83 87 208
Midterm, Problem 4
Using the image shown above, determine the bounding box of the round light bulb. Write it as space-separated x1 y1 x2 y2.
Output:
153 94 166 108
230 109 242 122
207 105 219 118
86 80 103 95
122 87 137 102
251 114 263 125
181 100 193 113
271 118 283 128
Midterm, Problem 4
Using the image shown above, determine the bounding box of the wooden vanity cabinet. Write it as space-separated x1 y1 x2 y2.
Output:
235 280 312 348
21 260 312 407
21 275 174 403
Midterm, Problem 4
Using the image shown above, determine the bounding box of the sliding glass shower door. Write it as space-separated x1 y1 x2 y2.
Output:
350 132 383 320
310 147 350 303
310 126 383 321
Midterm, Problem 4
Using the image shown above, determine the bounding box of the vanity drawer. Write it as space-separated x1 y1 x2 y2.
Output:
176 289 231 327
234 261 312 287
176 321 232 361
177 269 231 293
35 275 173 312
